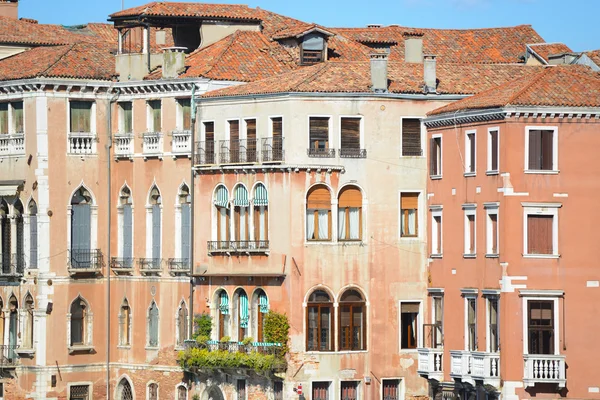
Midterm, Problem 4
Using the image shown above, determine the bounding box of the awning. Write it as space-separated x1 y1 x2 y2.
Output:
254 183 268 206
233 185 249 207
240 292 249 328
259 293 269 314
214 185 229 208
219 291 229 315
0 180 24 196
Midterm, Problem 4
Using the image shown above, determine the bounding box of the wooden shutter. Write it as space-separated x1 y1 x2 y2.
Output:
30 213 38 268
307 186 331 209
527 215 553 254
401 193 418 210
181 99 191 130
71 204 91 252
528 130 542 170
204 122 214 142
123 205 133 260
121 102 132 133
341 117 360 150
12 102 23 133
0 103 7 134
181 204 190 260
541 130 553 170
434 215 442 253
338 187 361 208
430 137 441 175
246 119 256 140
70 102 79 132
152 204 161 259
309 117 329 148
490 130 498 170
402 118 421 156
272 117 282 136
149 100 161 132
229 120 239 141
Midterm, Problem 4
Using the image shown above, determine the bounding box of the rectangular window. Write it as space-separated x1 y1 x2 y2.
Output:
430 136 442 176
179 98 191 130
402 118 422 156
12 102 23 133
527 215 553 255
203 121 215 164
431 210 442 255
69 384 90 400
528 129 554 171
309 117 330 155
382 380 400 400
400 193 419 237
341 381 359 400
528 300 554 354
488 128 499 172
274 381 283 400
119 102 132 133
245 118 257 163
312 382 330 400
488 297 499 353
0 103 7 134
400 302 420 349
237 379 246 400
148 100 161 132
464 208 476 256
70 101 92 133
229 119 240 163
465 130 476 174
486 207 499 255
432 296 444 348
466 297 477 351
340 117 362 157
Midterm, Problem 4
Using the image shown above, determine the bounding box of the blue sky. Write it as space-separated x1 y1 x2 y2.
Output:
19 0 598 52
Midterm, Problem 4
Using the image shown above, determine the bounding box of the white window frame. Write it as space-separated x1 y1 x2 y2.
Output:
463 204 477 257
146 381 159 400
398 190 423 240
307 115 332 149
524 126 559 173
226 118 241 141
484 292 500 353
484 203 499 257
268 115 284 138
520 292 562 355
430 206 442 257
338 115 364 150
175 98 191 131
118 101 133 134
398 300 423 352
380 378 404 400
430 134 443 179
400 116 425 157
175 383 189 400
428 288 444 349
117 185 134 259
464 129 476 176
66 295 94 351
462 290 478 351
487 127 500 174
146 100 162 132
66 184 99 259
67 100 97 154
200 119 216 142
522 202 560 258
67 382 93 400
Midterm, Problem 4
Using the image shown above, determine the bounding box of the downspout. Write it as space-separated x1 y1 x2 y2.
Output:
189 84 197 339
106 87 120 400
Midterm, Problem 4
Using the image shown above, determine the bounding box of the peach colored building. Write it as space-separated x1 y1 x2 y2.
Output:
421 66 600 400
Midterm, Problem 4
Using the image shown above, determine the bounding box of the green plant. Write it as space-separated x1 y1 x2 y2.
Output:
220 335 231 343
195 335 210 345
192 313 212 340
241 336 254 346
263 311 290 353
192 394 200 400
178 347 286 374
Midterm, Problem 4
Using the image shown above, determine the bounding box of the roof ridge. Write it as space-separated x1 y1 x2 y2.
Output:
203 31 239 77
506 67 551 105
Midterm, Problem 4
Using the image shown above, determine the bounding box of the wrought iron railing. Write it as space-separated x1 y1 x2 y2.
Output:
168 258 190 274
218 139 259 164
261 137 284 162
69 249 103 271
339 148 367 158
138 258 163 273
110 257 134 271
0 345 19 367
307 148 336 158
207 240 270 253
195 141 216 165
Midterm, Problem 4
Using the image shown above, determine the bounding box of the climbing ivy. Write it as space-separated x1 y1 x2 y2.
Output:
263 310 290 354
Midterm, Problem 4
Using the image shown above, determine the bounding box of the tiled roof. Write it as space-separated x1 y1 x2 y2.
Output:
583 49 600 66
528 42 572 63
201 61 543 98
271 24 335 40
0 42 116 81
109 2 260 21
428 66 600 116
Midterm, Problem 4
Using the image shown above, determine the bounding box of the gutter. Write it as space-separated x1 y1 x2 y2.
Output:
196 91 469 103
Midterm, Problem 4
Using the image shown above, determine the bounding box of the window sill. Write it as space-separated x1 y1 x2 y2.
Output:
524 170 559 175
16 348 35 356
486 170 499 176
463 172 476 177
463 254 477 258
145 346 160 351
68 345 94 354
400 349 419 354
522 254 560 259
430 254 443 259
485 254 500 258
400 236 420 241
117 345 131 349
335 350 368 354
430 175 443 180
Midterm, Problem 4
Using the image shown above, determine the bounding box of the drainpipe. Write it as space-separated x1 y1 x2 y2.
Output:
189 84 197 339
106 87 120 400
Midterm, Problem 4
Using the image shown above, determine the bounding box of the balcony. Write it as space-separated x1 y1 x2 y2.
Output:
139 258 163 275
171 130 192 157
0 133 25 157
68 249 104 276
168 258 190 276
0 345 19 368
218 139 258 164
450 350 474 384
0 253 25 278
114 133 133 159
339 148 367 158
417 348 444 381
307 148 336 158
207 240 269 256
68 132 95 154
142 132 163 159
195 141 216 165
261 137 284 163
523 354 566 388
471 352 500 386
110 257 134 275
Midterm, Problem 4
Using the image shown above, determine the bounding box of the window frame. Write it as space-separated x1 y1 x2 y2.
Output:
118 101 133 134
0 101 24 135
337 185 363 242
305 184 332 242
176 98 191 131
399 300 422 352
338 115 364 153
305 290 334 352
340 380 360 400
464 129 476 176
524 126 558 173
485 203 499 257
429 134 442 179
520 293 561 356
307 115 332 151
146 381 159 400
67 382 93 400
462 292 478 351
430 206 443 257
400 116 424 157
338 290 367 352
399 191 421 239
176 383 189 400
484 293 500 353
146 100 162 133
68 100 95 134
463 204 477 257
380 379 403 400
311 381 331 400
522 202 560 258
487 127 500 174
146 300 160 349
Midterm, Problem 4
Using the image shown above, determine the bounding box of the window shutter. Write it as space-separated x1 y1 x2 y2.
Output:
205 122 214 142
123 205 133 260
30 213 38 268
468 215 475 252
309 117 329 148
13 102 23 133
528 130 542 169
246 119 256 140
150 101 161 132
338 187 361 208
468 133 476 172
149 303 159 346
402 118 421 156
272 117 282 137
181 204 190 261
152 205 161 259
229 120 239 141
341 117 360 150
430 138 439 175
0 103 8 134
401 303 420 313
401 193 419 209
490 213 498 253
527 215 553 254
69 102 79 132
307 186 331 209
72 204 91 252
181 99 191 130
541 130 553 170
122 102 132 133
490 130 498 170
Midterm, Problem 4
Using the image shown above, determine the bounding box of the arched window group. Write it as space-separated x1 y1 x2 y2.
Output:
306 287 366 352
213 288 270 342
306 184 363 242
0 197 35 273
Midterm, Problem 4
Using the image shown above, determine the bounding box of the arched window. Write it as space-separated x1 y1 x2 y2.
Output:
8 295 17 358
338 289 366 351
70 296 88 346
148 382 158 400
70 187 93 267
306 290 333 351
148 186 162 265
233 185 249 244
214 185 230 245
252 289 269 342
119 186 133 268
147 301 159 347
119 298 131 346
1 200 10 273
177 384 187 400
117 378 133 400
176 301 188 346
306 185 331 241
28 200 38 269
13 199 24 271
179 184 191 264
338 186 362 241
253 183 268 244
234 289 249 341
23 293 34 349
216 290 230 340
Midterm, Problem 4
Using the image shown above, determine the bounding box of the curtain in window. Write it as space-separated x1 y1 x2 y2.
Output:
349 208 360 239
219 207 228 241
258 206 266 241
219 291 229 315
306 211 315 240
338 208 346 240
318 210 328 239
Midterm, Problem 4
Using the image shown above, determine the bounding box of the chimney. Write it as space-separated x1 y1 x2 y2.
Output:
424 55 437 94
404 33 423 63
370 53 388 93
162 47 186 79
0 0 18 19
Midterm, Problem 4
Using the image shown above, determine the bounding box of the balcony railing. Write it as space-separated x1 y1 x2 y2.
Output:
171 130 192 156
218 139 258 164
207 240 269 255
114 133 133 159
0 253 25 277
307 148 336 158
417 348 443 381
68 132 95 154
261 137 284 163
168 258 190 275
142 132 163 157
471 352 500 386
68 249 103 275
523 354 566 388
195 141 216 165
450 350 473 381
0 345 19 368
110 257 134 274
339 148 367 158
139 258 163 275
0 133 25 156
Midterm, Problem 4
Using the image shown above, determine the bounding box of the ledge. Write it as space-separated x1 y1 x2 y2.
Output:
522 254 560 259
486 171 499 176
15 348 35 357
68 345 94 354
524 170 559 175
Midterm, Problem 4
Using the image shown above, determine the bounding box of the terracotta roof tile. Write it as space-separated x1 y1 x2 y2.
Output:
428 66 600 116
583 49 600 66
528 42 572 63
109 2 260 21
271 24 334 40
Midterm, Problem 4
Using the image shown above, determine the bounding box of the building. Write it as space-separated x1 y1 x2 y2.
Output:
421 66 600 400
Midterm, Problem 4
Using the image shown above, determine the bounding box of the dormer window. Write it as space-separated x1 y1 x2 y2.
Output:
301 33 325 65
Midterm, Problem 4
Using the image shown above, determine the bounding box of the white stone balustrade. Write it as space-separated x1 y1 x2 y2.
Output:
417 348 443 380
524 354 566 388
142 132 163 158
171 130 191 155
0 133 25 156
68 132 95 154
114 133 134 158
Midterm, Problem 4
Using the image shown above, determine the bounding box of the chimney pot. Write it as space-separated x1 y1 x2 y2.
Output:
405 35 424 63
162 47 187 79
370 53 388 93
423 54 437 94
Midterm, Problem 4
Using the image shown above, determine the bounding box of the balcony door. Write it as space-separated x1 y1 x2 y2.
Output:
528 300 555 355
